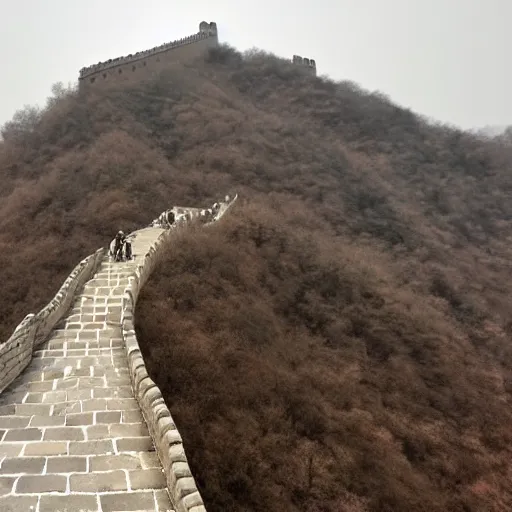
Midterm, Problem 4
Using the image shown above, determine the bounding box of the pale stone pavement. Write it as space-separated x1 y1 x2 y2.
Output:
0 227 174 512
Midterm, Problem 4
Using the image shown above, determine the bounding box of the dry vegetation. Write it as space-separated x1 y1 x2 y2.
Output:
2 45 512 511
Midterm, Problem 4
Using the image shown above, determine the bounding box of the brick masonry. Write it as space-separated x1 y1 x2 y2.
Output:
0 195 237 512
78 21 218 89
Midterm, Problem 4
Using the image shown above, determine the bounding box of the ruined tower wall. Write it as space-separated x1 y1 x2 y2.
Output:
292 55 317 76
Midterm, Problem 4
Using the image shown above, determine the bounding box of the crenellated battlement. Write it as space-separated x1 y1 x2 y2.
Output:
79 21 318 87
292 54 317 76
79 21 218 86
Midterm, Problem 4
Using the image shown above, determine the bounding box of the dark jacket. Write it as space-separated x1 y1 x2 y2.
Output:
114 233 125 255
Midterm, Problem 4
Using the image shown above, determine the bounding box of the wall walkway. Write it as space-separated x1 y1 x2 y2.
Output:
0 195 237 512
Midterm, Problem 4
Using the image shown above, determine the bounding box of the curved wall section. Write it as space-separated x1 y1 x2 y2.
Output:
121 194 238 512
0 248 106 394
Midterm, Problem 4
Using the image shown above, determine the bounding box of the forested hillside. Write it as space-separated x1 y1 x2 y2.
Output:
2 45 512 511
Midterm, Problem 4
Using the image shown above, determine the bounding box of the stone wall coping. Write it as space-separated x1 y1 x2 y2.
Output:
0 247 107 394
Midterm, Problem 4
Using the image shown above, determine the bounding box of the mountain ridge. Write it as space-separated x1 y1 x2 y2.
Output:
1 44 512 511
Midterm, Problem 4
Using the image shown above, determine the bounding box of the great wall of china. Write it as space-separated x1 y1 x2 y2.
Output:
0 195 237 512
79 21 316 87
0 19 315 512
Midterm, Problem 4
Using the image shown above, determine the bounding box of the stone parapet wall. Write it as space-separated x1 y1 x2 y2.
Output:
0 248 106 394
121 195 238 512
79 21 218 87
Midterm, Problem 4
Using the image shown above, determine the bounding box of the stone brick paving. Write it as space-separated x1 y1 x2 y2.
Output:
0 227 174 511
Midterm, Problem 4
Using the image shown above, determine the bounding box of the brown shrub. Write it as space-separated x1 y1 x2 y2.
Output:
136 200 512 511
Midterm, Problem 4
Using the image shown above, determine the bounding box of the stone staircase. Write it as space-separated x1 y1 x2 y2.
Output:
0 196 237 512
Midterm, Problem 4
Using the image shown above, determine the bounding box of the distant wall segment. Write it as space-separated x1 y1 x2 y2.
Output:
78 21 318 86
292 54 317 75
79 22 218 87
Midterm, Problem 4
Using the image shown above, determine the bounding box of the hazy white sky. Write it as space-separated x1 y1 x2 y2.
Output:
0 0 510 130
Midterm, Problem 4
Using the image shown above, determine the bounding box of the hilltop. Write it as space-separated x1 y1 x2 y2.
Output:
2 44 512 511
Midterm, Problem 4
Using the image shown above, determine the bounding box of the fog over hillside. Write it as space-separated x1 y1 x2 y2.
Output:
1 0 512 130
472 125 508 137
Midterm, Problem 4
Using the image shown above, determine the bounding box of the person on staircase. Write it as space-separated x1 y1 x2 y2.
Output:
165 209 175 227
113 230 126 261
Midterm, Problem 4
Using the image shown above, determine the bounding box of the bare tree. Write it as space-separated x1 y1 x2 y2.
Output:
46 81 75 109
0 105 41 142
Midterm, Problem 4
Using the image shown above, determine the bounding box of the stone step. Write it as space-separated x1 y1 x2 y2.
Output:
0 401 143 417
26 359 129 374
20 435 158 456
0 451 161 475
0 489 174 511
0 406 143 430
45 338 123 349
48 329 122 340
34 344 125 356
0 421 150 444
4 367 129 387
